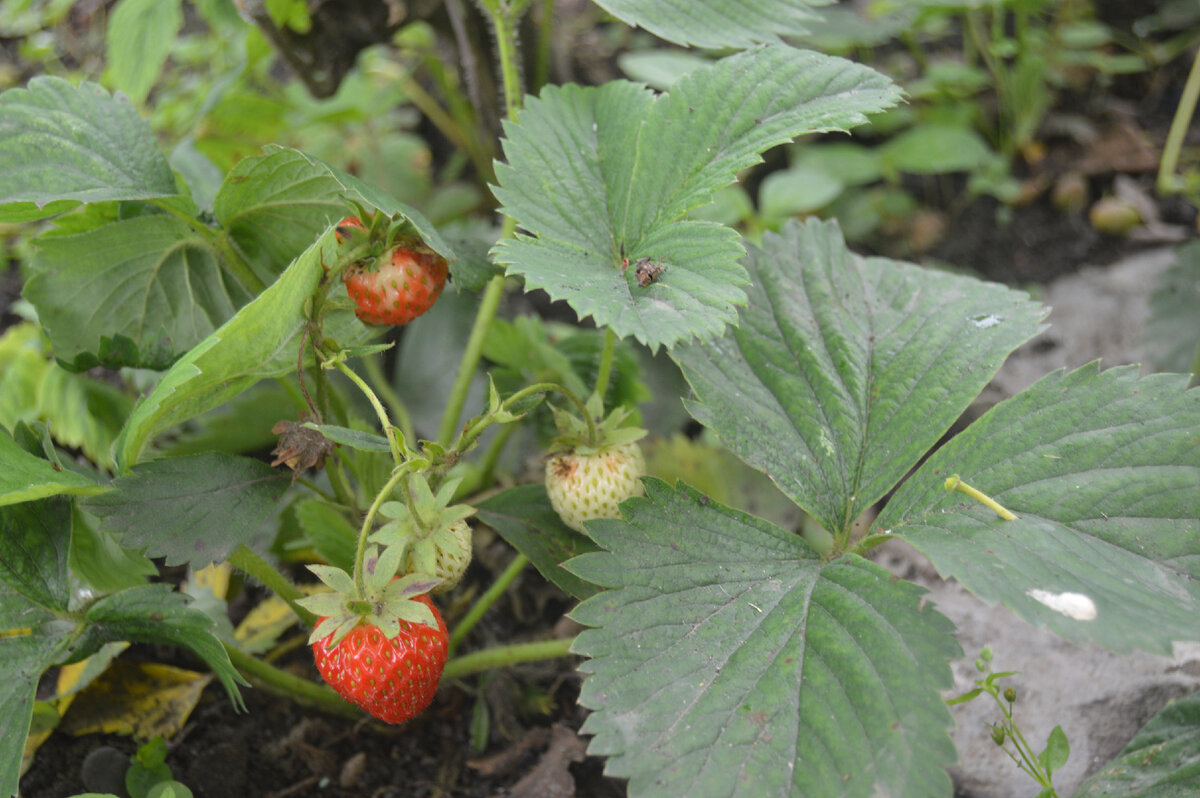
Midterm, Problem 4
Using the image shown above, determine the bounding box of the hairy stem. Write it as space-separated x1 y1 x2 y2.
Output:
224 643 360 719
443 635 574 681
436 272 507 446
448 553 529 656
229 545 317 628
944 474 1018 521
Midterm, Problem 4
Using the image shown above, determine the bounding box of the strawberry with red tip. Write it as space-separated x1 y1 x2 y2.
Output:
297 546 448 724
336 215 449 327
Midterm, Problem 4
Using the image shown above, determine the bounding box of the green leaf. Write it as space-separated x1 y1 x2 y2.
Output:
0 425 103 506
304 423 389 453
618 51 712 90
879 364 1200 655
113 228 371 469
213 148 347 281
70 507 157 593
0 497 71 612
105 0 183 105
1076 689 1200 796
475 485 601 601
879 123 995 175
0 77 177 221
595 0 827 48
84 583 247 707
1146 240 1200 374
1039 724 1070 776
295 499 358 572
83 453 290 568
0 584 74 798
758 164 844 219
25 215 253 371
492 45 901 351
672 218 1046 535
567 479 960 797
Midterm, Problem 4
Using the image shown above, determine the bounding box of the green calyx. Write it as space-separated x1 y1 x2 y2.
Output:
371 474 476 592
297 557 441 648
549 392 646 455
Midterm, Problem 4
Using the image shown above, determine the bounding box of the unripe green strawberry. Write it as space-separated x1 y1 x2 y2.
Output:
545 441 645 533
312 594 448 725
371 475 475 593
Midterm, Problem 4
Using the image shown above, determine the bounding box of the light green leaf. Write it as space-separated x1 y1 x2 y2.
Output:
0 77 177 221
758 164 844 219
1039 725 1070 776
69 507 157 594
0 427 102 506
595 0 828 48
879 123 996 175
1146 240 1200 374
618 51 712 90
672 218 1046 535
879 364 1200 655
476 485 601 601
1076 689 1200 796
82 453 289 568
84 583 247 707
568 479 960 797
25 215 252 372
105 0 183 105
113 228 372 469
492 45 901 351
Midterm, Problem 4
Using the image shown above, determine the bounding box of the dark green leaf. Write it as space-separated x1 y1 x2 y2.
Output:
113 228 374 468
568 479 960 797
492 45 901 350
0 584 74 798
25 215 252 371
213 148 347 281
672 218 1045 535
295 499 358 573
106 0 183 105
595 0 825 48
1076 689 1200 796
70 507 158 593
0 77 177 221
476 485 601 601
84 453 290 568
880 364 1200 655
84 583 246 707
0 498 71 611
304 424 389 453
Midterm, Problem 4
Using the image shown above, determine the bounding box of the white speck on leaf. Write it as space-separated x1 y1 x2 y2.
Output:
1027 589 1097 621
969 314 1002 329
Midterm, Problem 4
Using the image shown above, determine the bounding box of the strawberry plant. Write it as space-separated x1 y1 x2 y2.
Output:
2 2 1198 797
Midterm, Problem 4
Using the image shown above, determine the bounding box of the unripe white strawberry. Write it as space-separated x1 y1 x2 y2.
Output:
405 519 472 594
545 441 645 534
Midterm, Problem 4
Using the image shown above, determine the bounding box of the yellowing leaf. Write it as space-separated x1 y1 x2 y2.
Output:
233 586 321 654
191 561 232 599
58 660 212 740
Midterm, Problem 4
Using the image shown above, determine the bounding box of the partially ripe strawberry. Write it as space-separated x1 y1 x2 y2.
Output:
312 594 448 724
545 441 645 534
406 519 472 594
338 216 448 326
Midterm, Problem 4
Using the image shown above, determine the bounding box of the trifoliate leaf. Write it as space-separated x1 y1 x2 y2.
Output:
672 218 1046 536
493 45 901 350
567 479 960 797
879 364 1200 655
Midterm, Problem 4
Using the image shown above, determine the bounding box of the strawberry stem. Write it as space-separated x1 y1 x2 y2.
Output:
447 553 529 656
229 545 317 629
443 636 575 681
437 270 508 447
328 356 405 467
223 643 360 720
454 381 594 453
590 327 617 408
353 466 416 595
944 474 1018 521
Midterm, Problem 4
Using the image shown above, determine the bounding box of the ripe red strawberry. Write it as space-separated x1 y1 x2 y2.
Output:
312 594 448 724
338 216 448 326
546 441 645 534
